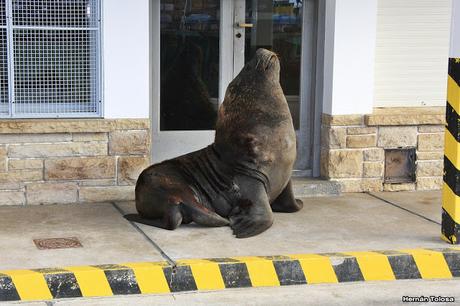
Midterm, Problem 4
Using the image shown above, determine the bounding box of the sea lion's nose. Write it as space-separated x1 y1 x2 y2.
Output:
255 48 276 58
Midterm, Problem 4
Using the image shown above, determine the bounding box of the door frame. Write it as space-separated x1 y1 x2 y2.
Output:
149 0 323 176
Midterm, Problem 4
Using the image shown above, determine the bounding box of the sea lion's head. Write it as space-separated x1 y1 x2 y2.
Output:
245 48 280 82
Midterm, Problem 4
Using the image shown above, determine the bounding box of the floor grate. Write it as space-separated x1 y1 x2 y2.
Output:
33 237 83 250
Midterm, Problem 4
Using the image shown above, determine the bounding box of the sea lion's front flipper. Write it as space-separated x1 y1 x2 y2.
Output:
230 175 274 238
180 202 229 227
270 180 303 213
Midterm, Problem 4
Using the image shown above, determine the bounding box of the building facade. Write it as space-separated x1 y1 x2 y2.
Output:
0 0 455 205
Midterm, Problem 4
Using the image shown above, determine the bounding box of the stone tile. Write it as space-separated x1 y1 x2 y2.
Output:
326 150 363 178
417 177 442 191
320 149 329 178
336 178 383 192
416 160 443 177
8 142 107 158
0 133 71 144
383 183 416 192
378 126 417 148
0 119 149 134
8 159 43 170
0 190 25 205
118 156 150 185
365 107 445 126
0 170 43 184
112 119 150 130
0 156 5 173
0 182 22 190
26 183 78 205
0 203 163 270
346 135 376 148
78 179 117 186
109 130 149 155
0 145 6 156
321 127 347 149
418 133 444 152
0 146 6 172
363 148 384 161
418 125 445 133
72 132 108 142
363 162 384 178
45 157 116 180
371 190 441 223
116 192 444 259
347 127 377 135
79 186 135 203
416 151 443 160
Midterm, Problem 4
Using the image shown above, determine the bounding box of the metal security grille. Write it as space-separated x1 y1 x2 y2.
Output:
1 0 101 118
0 1 8 115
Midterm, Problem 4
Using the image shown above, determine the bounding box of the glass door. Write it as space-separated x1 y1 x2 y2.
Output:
234 0 317 175
151 0 317 175
151 0 233 163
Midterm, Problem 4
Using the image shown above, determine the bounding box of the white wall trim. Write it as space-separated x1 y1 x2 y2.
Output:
322 0 377 115
451 0 460 58
102 0 150 119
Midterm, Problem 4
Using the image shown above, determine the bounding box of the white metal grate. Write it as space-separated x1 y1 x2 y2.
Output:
1 0 101 118
0 1 7 114
12 0 98 28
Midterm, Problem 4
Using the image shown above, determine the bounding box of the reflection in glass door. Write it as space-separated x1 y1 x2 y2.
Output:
160 0 220 131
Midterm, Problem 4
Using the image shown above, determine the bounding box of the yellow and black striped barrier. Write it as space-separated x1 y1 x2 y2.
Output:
443 58 460 244
1 248 459 302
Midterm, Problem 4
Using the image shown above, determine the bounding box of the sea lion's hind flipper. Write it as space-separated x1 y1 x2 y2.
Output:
180 202 229 227
124 212 182 230
270 180 303 213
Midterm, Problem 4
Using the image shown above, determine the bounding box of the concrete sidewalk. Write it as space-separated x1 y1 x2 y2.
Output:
1 191 445 270
0 190 456 303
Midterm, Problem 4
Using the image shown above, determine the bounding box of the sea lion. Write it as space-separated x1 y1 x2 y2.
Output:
125 48 303 238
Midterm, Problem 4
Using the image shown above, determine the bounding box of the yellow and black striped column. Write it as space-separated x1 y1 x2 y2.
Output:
443 58 460 244
442 1 460 244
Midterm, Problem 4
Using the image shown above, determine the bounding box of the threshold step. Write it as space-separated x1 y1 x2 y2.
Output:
293 178 341 198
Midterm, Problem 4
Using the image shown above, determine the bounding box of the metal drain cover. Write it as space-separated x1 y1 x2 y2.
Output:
33 237 83 250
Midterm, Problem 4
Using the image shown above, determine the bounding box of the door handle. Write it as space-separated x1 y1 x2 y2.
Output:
237 23 253 28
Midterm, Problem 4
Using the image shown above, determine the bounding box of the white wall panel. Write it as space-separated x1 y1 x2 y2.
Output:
374 0 452 107
102 0 150 118
322 0 377 115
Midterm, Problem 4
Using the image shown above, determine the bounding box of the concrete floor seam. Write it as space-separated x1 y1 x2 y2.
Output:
366 192 441 225
110 202 177 266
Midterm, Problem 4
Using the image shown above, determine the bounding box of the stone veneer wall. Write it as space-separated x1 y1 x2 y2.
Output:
320 107 445 192
0 119 150 205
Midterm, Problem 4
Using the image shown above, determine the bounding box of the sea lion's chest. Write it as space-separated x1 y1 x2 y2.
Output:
215 107 296 200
